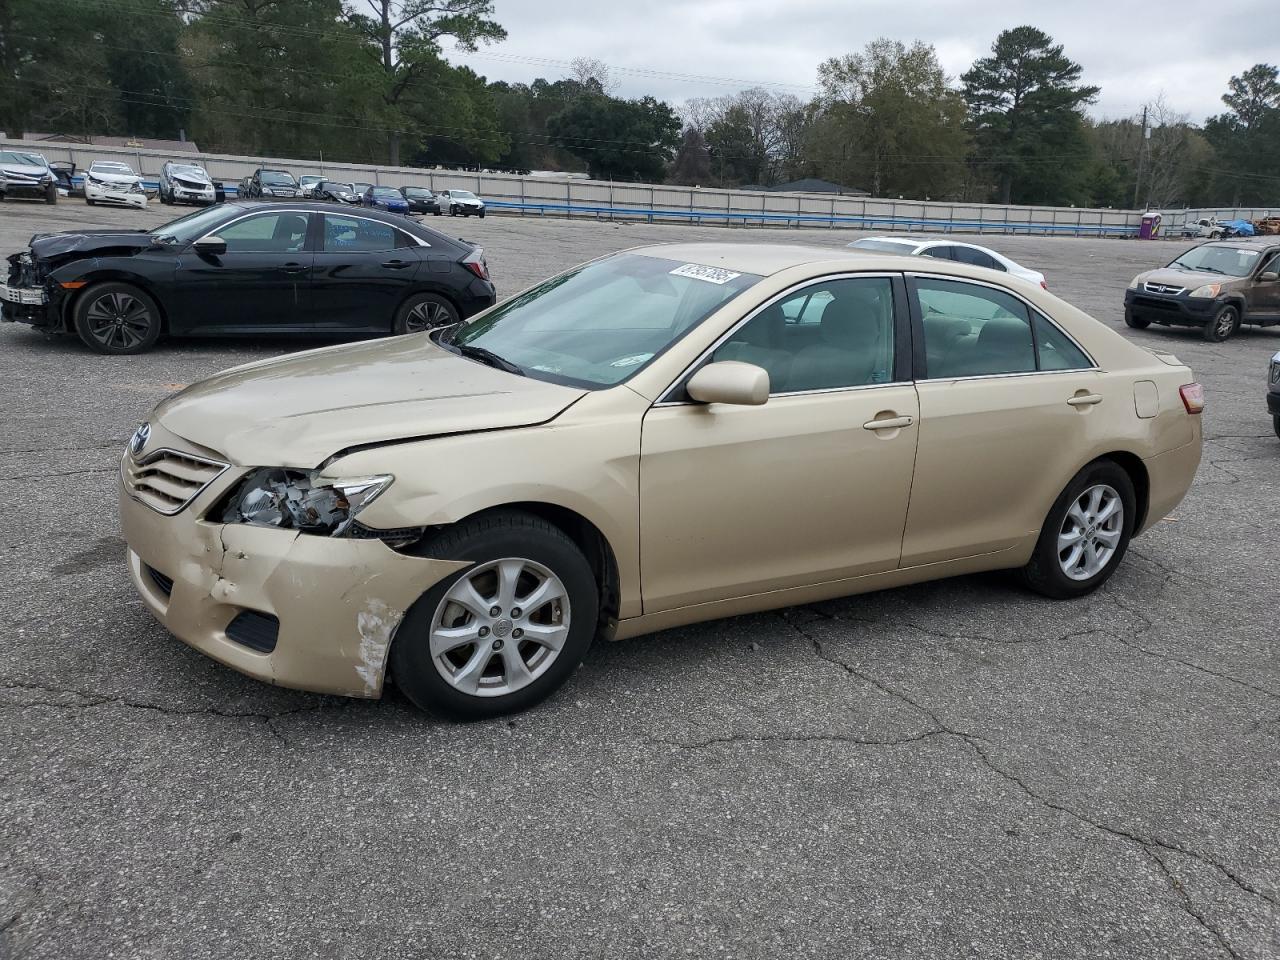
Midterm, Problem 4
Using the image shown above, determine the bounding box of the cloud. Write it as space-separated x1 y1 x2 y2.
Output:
450 0 1272 122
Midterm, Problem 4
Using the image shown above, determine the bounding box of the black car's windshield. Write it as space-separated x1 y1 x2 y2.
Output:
1169 245 1261 277
450 254 761 388
260 171 294 185
0 151 46 167
150 205 240 244
404 188 431 198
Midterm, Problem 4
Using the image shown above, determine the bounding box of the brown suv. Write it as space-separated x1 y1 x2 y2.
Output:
1124 237 1280 341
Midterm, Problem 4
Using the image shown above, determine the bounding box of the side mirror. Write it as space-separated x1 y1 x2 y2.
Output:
1260 271 1279 282
192 235 227 256
686 361 770 406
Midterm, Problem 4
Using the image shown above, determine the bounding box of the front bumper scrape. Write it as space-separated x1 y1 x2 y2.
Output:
122 485 468 698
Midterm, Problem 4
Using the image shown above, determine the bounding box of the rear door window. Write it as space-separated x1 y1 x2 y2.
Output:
323 214 399 252
950 246 1002 270
916 278 1035 378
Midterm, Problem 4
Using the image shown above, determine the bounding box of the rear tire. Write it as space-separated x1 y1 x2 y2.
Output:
1020 460 1136 600
1274 415 1280 440
73 282 162 355
393 292 459 335
1204 304 1240 342
1123 308 1149 329
390 511 599 719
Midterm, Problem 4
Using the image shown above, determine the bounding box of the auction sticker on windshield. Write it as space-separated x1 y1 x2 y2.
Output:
669 263 742 284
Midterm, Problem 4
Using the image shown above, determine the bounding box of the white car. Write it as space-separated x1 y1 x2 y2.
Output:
848 236 1047 289
440 189 486 217
84 161 147 209
298 175 324 197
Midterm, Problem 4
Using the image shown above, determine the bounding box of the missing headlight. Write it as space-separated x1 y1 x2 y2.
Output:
219 468 392 537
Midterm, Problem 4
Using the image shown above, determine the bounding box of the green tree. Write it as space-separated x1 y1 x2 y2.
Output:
1203 64 1280 205
547 95 680 181
347 0 506 164
810 39 969 198
962 26 1099 204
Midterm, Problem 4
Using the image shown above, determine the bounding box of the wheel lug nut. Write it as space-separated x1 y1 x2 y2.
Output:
478 626 489 637
492 638 504 651
489 606 501 617
511 607 521 618
512 628 523 639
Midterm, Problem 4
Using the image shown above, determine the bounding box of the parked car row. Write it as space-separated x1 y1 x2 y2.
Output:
237 167 487 216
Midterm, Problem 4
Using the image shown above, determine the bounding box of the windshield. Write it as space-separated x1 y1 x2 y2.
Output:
0 151 46 167
352 182 373 192
405 187 431 197
850 238 917 254
260 171 295 185
450 190 477 199
449 254 761 388
150 204 240 244
373 187 400 198
171 165 205 177
1169 245 1261 277
92 162 134 174
300 176 322 184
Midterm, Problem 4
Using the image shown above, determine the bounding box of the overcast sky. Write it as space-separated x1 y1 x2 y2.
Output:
447 0 1273 123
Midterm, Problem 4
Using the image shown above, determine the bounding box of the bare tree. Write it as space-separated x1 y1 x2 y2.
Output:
568 57 618 96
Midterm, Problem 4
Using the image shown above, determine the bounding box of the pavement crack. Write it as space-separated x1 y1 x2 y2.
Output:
0 678 343 745
0 467 115 482
655 729 951 750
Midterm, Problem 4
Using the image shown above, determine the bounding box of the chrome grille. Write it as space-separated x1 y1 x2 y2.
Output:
1143 282 1185 295
123 448 228 515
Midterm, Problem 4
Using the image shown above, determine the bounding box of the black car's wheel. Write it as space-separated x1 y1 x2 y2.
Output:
478 209 486 218
433 209 442 216
393 293 459 335
1123 308 1149 329
73 282 163 355
1274 415 1280 440
1204 304 1241 342
1020 459 1136 600
390 511 599 719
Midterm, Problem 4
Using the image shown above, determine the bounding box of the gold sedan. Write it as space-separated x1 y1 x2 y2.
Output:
119 244 1203 717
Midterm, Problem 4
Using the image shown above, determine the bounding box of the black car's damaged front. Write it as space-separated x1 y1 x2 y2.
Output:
1 230 157 331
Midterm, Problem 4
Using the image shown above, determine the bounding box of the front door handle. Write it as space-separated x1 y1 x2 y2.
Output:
381 259 413 269
1067 394 1103 407
278 262 307 275
863 415 914 431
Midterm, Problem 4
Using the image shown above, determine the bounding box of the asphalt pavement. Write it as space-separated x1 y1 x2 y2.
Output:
1 198 1277 959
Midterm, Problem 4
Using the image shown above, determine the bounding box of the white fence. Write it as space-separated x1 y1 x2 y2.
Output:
5 136 1278 238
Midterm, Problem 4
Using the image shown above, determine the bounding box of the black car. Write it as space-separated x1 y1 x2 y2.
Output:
313 179 358 204
1269 350 1280 439
240 168 300 199
400 186 441 215
0 202 496 355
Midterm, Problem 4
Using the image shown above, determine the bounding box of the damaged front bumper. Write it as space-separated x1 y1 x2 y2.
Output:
118 435 466 698
85 180 148 209
1 252 58 328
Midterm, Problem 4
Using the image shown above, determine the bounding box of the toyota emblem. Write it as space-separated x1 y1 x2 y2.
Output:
129 422 151 458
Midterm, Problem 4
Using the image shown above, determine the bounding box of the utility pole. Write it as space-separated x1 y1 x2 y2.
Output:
1132 105 1148 210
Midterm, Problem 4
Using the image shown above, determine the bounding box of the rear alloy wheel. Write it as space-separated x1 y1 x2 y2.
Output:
1123 308 1149 329
1204 304 1240 342
73 282 162 355
393 293 459 335
391 512 599 718
1021 460 1135 599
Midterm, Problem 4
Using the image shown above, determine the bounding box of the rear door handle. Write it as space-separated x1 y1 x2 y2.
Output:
863 415 914 431
1067 394 1103 407
381 259 413 269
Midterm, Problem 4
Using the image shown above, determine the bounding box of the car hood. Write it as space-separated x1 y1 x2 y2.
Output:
1137 266 1241 289
153 336 587 468
1 163 49 179
30 229 154 262
88 172 141 185
451 197 484 205
172 173 212 187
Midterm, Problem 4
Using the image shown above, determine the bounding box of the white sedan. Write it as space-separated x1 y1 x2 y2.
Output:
848 236 1047 288
84 160 148 210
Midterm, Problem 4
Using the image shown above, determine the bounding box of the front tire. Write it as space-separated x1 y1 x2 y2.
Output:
73 282 162 355
478 209 486 218
1204 304 1240 342
85 197 95 206
1124 308 1149 329
390 511 599 718
45 183 57 204
393 292 459 335
1274 415 1280 440
1020 460 1136 600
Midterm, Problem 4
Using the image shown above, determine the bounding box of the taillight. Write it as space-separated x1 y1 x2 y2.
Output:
1179 382 1205 414
1040 279 1048 290
462 247 489 281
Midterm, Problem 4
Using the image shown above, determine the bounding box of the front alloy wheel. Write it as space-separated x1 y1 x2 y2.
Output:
1204 304 1240 342
391 511 599 718
73 282 162 354
429 558 569 697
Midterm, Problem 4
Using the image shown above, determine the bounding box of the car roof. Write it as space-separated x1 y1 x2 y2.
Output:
626 241 1044 285
1202 236 1279 248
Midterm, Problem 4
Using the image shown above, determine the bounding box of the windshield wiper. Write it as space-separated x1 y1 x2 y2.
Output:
454 342 525 376
1190 264 1225 274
